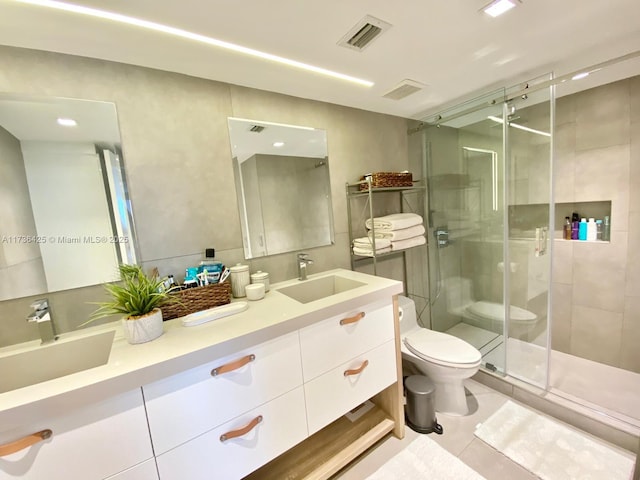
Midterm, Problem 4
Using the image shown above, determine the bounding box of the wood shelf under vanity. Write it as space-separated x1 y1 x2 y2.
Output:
244 401 396 480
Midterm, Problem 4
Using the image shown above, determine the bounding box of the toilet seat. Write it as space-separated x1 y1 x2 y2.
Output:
466 301 536 323
404 329 481 368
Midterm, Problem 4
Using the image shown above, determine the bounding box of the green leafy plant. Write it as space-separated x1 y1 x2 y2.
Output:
84 264 176 324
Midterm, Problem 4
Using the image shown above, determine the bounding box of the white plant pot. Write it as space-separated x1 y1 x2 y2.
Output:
121 308 164 344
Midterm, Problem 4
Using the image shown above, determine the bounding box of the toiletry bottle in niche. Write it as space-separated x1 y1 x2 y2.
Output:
596 220 603 241
578 218 587 241
587 218 597 241
199 248 224 284
571 213 580 240
563 217 572 240
603 216 611 241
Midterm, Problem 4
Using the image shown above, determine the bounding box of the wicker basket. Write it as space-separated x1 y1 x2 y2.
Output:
359 172 413 190
161 281 231 320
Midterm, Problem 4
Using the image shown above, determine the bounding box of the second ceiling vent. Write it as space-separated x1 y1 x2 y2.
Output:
338 15 392 52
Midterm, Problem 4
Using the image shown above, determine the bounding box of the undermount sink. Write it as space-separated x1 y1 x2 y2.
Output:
0 330 115 394
277 275 366 304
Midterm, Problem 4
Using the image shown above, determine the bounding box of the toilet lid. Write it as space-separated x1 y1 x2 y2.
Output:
466 301 537 323
404 329 481 365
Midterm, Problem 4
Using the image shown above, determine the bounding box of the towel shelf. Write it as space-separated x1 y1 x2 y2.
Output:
345 179 427 288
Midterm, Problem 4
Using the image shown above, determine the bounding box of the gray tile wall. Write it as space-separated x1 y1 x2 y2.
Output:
552 76 640 373
0 46 410 346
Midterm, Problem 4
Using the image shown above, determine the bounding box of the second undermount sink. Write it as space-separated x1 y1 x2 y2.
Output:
0 330 115 394
277 275 366 304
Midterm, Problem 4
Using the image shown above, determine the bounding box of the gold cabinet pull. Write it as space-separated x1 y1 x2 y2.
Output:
219 415 263 443
339 312 365 326
344 360 369 377
0 429 52 457
211 354 255 376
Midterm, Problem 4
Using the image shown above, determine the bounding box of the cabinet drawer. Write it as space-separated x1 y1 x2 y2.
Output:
143 331 302 455
156 387 307 480
0 389 153 480
299 300 394 381
104 459 158 480
304 340 397 435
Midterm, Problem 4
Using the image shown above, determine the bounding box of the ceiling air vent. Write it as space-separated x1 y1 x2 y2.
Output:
383 80 427 100
249 125 265 133
338 15 392 52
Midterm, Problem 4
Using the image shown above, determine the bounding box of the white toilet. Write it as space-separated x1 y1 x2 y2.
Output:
398 295 481 416
446 277 538 335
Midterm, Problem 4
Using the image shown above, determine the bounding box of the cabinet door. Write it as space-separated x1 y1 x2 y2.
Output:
305 340 397 435
0 389 153 480
299 300 394 381
104 460 158 480
143 331 302 455
156 387 307 480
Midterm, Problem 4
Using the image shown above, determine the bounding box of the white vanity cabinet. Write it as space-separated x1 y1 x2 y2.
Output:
299 300 397 434
0 389 155 480
143 331 306 479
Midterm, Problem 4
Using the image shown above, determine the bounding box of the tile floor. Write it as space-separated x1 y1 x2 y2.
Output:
334 379 635 480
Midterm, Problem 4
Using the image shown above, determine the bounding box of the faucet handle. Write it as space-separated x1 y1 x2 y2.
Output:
297 252 312 262
30 299 49 310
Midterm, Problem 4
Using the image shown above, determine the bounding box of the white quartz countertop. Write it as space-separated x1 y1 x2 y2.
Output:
0 269 402 430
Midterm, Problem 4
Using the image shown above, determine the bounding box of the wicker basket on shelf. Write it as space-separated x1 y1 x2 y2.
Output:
161 281 231 320
359 172 413 190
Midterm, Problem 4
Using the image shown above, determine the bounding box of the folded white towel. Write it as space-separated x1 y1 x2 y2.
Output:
365 213 423 231
353 236 392 249
370 224 425 241
353 246 392 257
391 235 426 251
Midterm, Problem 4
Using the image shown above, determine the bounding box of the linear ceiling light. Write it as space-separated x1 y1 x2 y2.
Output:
483 0 517 17
14 0 374 87
488 116 550 137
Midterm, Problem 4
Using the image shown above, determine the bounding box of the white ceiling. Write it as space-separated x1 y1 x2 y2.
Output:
1 0 639 120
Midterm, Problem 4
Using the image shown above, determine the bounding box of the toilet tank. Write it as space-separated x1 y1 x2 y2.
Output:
398 295 418 334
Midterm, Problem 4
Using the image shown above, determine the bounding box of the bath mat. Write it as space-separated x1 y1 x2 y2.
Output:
365 435 486 480
474 400 635 480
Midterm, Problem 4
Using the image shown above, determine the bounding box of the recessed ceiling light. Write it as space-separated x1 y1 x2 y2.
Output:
483 0 518 17
273 142 285 147
57 117 77 127
14 0 374 87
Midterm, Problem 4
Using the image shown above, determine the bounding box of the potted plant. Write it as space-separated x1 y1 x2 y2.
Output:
87 264 175 344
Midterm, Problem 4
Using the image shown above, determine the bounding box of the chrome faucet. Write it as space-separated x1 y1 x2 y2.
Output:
27 299 58 344
297 253 314 281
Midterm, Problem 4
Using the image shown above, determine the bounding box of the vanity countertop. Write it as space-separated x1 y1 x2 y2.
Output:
0 268 402 430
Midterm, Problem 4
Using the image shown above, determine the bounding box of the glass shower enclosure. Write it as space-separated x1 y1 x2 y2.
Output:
421 79 553 388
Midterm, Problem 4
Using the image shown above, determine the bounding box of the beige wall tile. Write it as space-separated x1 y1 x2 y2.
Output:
552 239 573 284
630 76 640 124
570 305 623 367
555 93 576 127
575 81 630 151
572 234 627 312
630 121 640 213
621 297 640 373
551 282 572 353
627 212 640 297
574 144 630 202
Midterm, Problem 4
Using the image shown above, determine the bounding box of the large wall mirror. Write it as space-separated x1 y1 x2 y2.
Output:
228 117 334 259
0 93 137 302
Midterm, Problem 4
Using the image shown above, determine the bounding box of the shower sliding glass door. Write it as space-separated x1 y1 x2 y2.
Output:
424 90 508 375
423 79 553 388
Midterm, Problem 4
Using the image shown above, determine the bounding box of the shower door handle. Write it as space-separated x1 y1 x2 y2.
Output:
434 227 449 248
